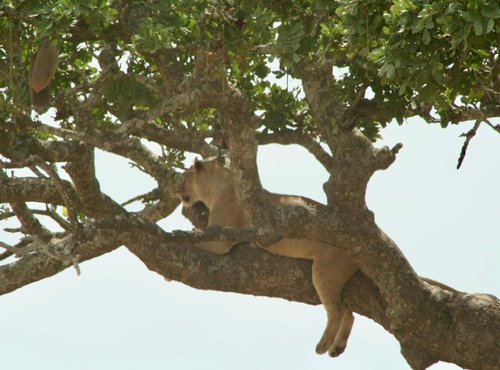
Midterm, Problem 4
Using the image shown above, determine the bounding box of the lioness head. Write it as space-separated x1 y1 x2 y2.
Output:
177 158 233 208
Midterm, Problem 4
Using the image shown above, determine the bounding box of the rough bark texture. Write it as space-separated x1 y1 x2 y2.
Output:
1 5 500 369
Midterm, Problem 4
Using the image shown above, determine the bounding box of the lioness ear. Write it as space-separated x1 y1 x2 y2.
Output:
194 158 203 171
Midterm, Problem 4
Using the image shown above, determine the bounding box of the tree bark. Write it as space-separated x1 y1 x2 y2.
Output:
1 19 499 370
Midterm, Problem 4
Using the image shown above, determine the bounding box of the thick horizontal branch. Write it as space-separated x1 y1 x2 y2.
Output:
0 132 87 164
124 225 499 370
6 118 169 185
1 209 498 370
0 176 76 206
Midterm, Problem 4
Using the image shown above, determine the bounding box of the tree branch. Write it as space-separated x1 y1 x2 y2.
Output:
0 175 77 206
217 82 275 230
456 119 482 169
1 201 498 370
0 131 87 164
63 146 125 217
257 130 333 170
121 218 499 370
0 223 123 295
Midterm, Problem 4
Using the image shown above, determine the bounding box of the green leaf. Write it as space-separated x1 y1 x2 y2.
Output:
422 29 431 45
386 63 396 79
254 63 269 78
461 12 474 22
472 19 483 35
486 18 495 33
481 6 500 19
399 79 410 96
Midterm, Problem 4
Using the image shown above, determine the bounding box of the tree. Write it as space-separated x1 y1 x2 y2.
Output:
1 1 499 369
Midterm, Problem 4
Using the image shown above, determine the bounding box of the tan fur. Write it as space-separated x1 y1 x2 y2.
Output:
29 42 58 109
178 158 359 357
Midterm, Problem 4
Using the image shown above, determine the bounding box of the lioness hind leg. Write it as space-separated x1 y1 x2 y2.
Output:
311 250 357 355
329 310 354 357
198 240 233 255
312 262 345 354
315 300 346 355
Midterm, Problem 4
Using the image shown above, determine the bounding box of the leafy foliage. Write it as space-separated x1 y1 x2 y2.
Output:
0 0 498 143
0 4 499 369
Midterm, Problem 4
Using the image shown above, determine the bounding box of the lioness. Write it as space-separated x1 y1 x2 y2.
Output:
177 158 358 357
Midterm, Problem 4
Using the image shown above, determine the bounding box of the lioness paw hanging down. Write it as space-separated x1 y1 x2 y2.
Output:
177 158 358 357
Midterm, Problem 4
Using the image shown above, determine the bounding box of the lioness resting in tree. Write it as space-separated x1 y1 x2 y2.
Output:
177 157 358 357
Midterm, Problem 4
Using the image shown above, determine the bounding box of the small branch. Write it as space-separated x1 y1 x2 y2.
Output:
0 160 25 169
0 220 125 295
0 206 70 231
44 206 72 231
257 130 333 170
351 85 367 109
2 155 83 233
138 198 181 223
0 238 36 257
457 120 481 169
118 117 216 155
122 188 160 207
371 143 404 172
10 201 51 237
450 106 500 124
32 157 81 231
4 227 21 233
0 250 14 261
0 170 53 237
483 118 500 134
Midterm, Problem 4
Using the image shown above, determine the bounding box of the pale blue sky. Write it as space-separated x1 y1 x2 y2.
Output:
1 117 499 370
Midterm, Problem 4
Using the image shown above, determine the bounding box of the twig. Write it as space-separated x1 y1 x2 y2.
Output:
483 118 500 134
0 211 15 221
0 250 13 261
351 85 367 109
4 227 22 233
34 158 81 232
5 155 83 231
45 206 72 231
121 188 160 206
0 160 20 169
457 120 481 169
29 165 47 178
0 238 36 257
